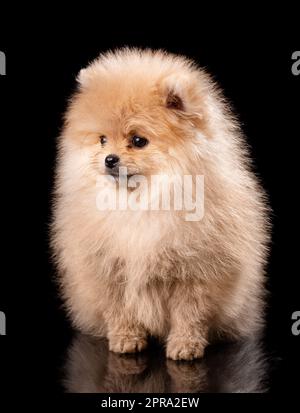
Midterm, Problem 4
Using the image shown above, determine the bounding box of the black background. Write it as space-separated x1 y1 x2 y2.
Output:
0 12 299 399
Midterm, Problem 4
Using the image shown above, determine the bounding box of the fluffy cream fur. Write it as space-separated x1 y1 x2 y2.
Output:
51 49 270 360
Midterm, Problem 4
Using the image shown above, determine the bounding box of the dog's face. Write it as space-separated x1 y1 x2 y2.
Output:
64 51 209 180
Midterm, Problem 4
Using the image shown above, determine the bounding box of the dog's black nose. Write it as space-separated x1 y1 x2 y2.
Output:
105 154 120 169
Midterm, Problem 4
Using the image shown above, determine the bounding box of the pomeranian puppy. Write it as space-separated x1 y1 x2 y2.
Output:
51 49 270 360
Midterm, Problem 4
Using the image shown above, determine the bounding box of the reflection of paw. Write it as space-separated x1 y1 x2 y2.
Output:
166 336 206 361
167 358 202 377
108 352 148 375
109 335 148 354
166 359 206 393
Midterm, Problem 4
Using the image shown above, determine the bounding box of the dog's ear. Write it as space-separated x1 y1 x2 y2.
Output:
162 73 188 112
161 73 204 126
166 90 184 111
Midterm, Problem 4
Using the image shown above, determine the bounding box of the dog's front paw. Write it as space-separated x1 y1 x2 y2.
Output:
109 335 148 354
166 336 206 361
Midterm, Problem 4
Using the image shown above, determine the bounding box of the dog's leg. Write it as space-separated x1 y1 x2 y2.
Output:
166 283 209 360
107 314 148 354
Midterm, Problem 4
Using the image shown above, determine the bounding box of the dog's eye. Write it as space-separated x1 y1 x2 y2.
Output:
132 136 149 148
100 135 107 145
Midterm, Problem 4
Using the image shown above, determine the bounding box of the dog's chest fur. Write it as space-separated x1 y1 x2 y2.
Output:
94 210 182 335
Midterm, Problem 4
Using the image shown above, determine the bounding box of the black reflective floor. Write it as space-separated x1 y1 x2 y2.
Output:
62 333 269 393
